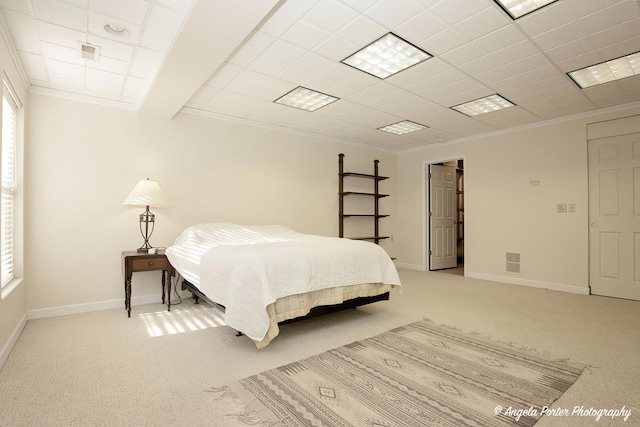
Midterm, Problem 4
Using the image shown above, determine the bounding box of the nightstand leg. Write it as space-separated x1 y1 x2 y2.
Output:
161 270 166 304
125 276 132 318
166 273 172 312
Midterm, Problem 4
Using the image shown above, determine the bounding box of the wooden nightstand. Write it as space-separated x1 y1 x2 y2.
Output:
122 250 175 317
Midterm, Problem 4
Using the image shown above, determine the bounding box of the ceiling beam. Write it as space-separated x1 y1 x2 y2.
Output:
137 0 281 119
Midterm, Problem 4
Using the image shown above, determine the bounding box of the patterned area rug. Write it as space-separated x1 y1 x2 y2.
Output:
213 320 583 426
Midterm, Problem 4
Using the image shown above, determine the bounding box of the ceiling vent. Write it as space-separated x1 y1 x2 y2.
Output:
78 42 100 62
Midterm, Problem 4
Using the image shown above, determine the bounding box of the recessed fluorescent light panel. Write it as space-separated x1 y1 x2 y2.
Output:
452 94 515 117
568 51 640 89
378 120 428 135
274 87 339 111
494 0 558 19
342 33 432 79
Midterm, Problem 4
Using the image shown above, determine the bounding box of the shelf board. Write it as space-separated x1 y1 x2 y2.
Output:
341 214 390 218
346 236 390 241
340 191 389 197
341 172 389 181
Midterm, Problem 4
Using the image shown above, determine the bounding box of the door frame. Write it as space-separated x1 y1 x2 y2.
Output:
422 156 466 274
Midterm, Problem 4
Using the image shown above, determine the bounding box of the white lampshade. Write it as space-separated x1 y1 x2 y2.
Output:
122 178 169 207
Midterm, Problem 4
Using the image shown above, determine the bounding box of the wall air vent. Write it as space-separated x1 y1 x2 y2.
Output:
506 252 521 273
78 42 100 62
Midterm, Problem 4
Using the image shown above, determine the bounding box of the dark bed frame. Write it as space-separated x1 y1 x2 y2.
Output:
180 279 390 335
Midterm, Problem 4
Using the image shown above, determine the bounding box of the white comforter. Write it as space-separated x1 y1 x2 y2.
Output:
165 223 401 342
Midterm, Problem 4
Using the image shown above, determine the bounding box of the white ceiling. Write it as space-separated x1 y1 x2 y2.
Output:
1 0 640 151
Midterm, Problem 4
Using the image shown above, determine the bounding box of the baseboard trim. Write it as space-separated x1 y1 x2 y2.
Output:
27 294 165 320
467 272 590 295
0 312 27 370
394 262 423 270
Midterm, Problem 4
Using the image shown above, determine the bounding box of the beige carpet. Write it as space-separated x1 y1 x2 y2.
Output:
219 320 582 426
0 267 639 426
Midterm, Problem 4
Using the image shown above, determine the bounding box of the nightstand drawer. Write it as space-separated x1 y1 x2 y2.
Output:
131 257 170 272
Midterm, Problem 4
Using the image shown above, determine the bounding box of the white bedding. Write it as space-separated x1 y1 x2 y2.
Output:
165 223 401 343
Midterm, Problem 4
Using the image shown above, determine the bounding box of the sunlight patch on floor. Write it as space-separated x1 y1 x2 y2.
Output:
140 306 226 337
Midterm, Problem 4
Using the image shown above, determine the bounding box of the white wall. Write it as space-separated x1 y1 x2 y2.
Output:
25 94 397 313
396 103 640 294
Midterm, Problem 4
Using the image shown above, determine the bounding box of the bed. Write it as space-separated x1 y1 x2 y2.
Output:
165 223 401 348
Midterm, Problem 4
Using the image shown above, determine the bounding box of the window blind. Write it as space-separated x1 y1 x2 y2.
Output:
1 94 16 288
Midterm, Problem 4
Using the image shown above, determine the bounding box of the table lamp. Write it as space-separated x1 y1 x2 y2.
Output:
123 178 169 253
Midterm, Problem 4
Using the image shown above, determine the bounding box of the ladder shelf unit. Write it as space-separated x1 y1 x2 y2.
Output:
338 153 389 244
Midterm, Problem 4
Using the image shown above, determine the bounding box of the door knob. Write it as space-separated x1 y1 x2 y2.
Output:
591 222 598 228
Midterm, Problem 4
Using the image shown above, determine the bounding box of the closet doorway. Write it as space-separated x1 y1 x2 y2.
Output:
426 159 464 271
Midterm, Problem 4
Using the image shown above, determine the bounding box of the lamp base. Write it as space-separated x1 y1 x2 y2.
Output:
137 248 150 253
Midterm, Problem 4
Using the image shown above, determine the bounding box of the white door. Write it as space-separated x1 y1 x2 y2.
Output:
429 164 457 270
588 132 640 300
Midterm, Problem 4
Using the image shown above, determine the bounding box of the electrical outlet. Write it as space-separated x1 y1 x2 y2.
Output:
557 203 567 213
568 203 575 212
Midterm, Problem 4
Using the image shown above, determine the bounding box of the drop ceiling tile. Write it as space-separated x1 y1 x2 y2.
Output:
129 47 160 78
305 0 359 33
292 52 335 74
532 20 587 51
597 34 640 63
335 15 386 47
88 54 129 74
224 80 283 102
505 53 551 75
313 35 358 61
36 20 85 48
440 40 490 67
556 51 602 73
516 0 577 37
246 55 290 77
41 41 82 64
457 54 501 76
62 0 87 7
32 0 86 32
259 0 316 38
454 6 509 40
86 67 124 85
263 40 308 65
155 0 192 13
428 0 488 26
86 80 121 96
346 81 398 104
546 37 595 63
0 0 32 14
86 34 134 61
422 28 467 55
140 4 183 51
49 71 84 88
491 41 539 67
395 11 447 43
121 76 143 103
364 0 423 28
282 20 331 51
590 18 640 52
90 0 149 26
579 1 640 34
475 25 527 54
45 56 84 77
3 9 41 53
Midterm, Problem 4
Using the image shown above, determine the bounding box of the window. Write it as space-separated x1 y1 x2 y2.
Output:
1 83 18 292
